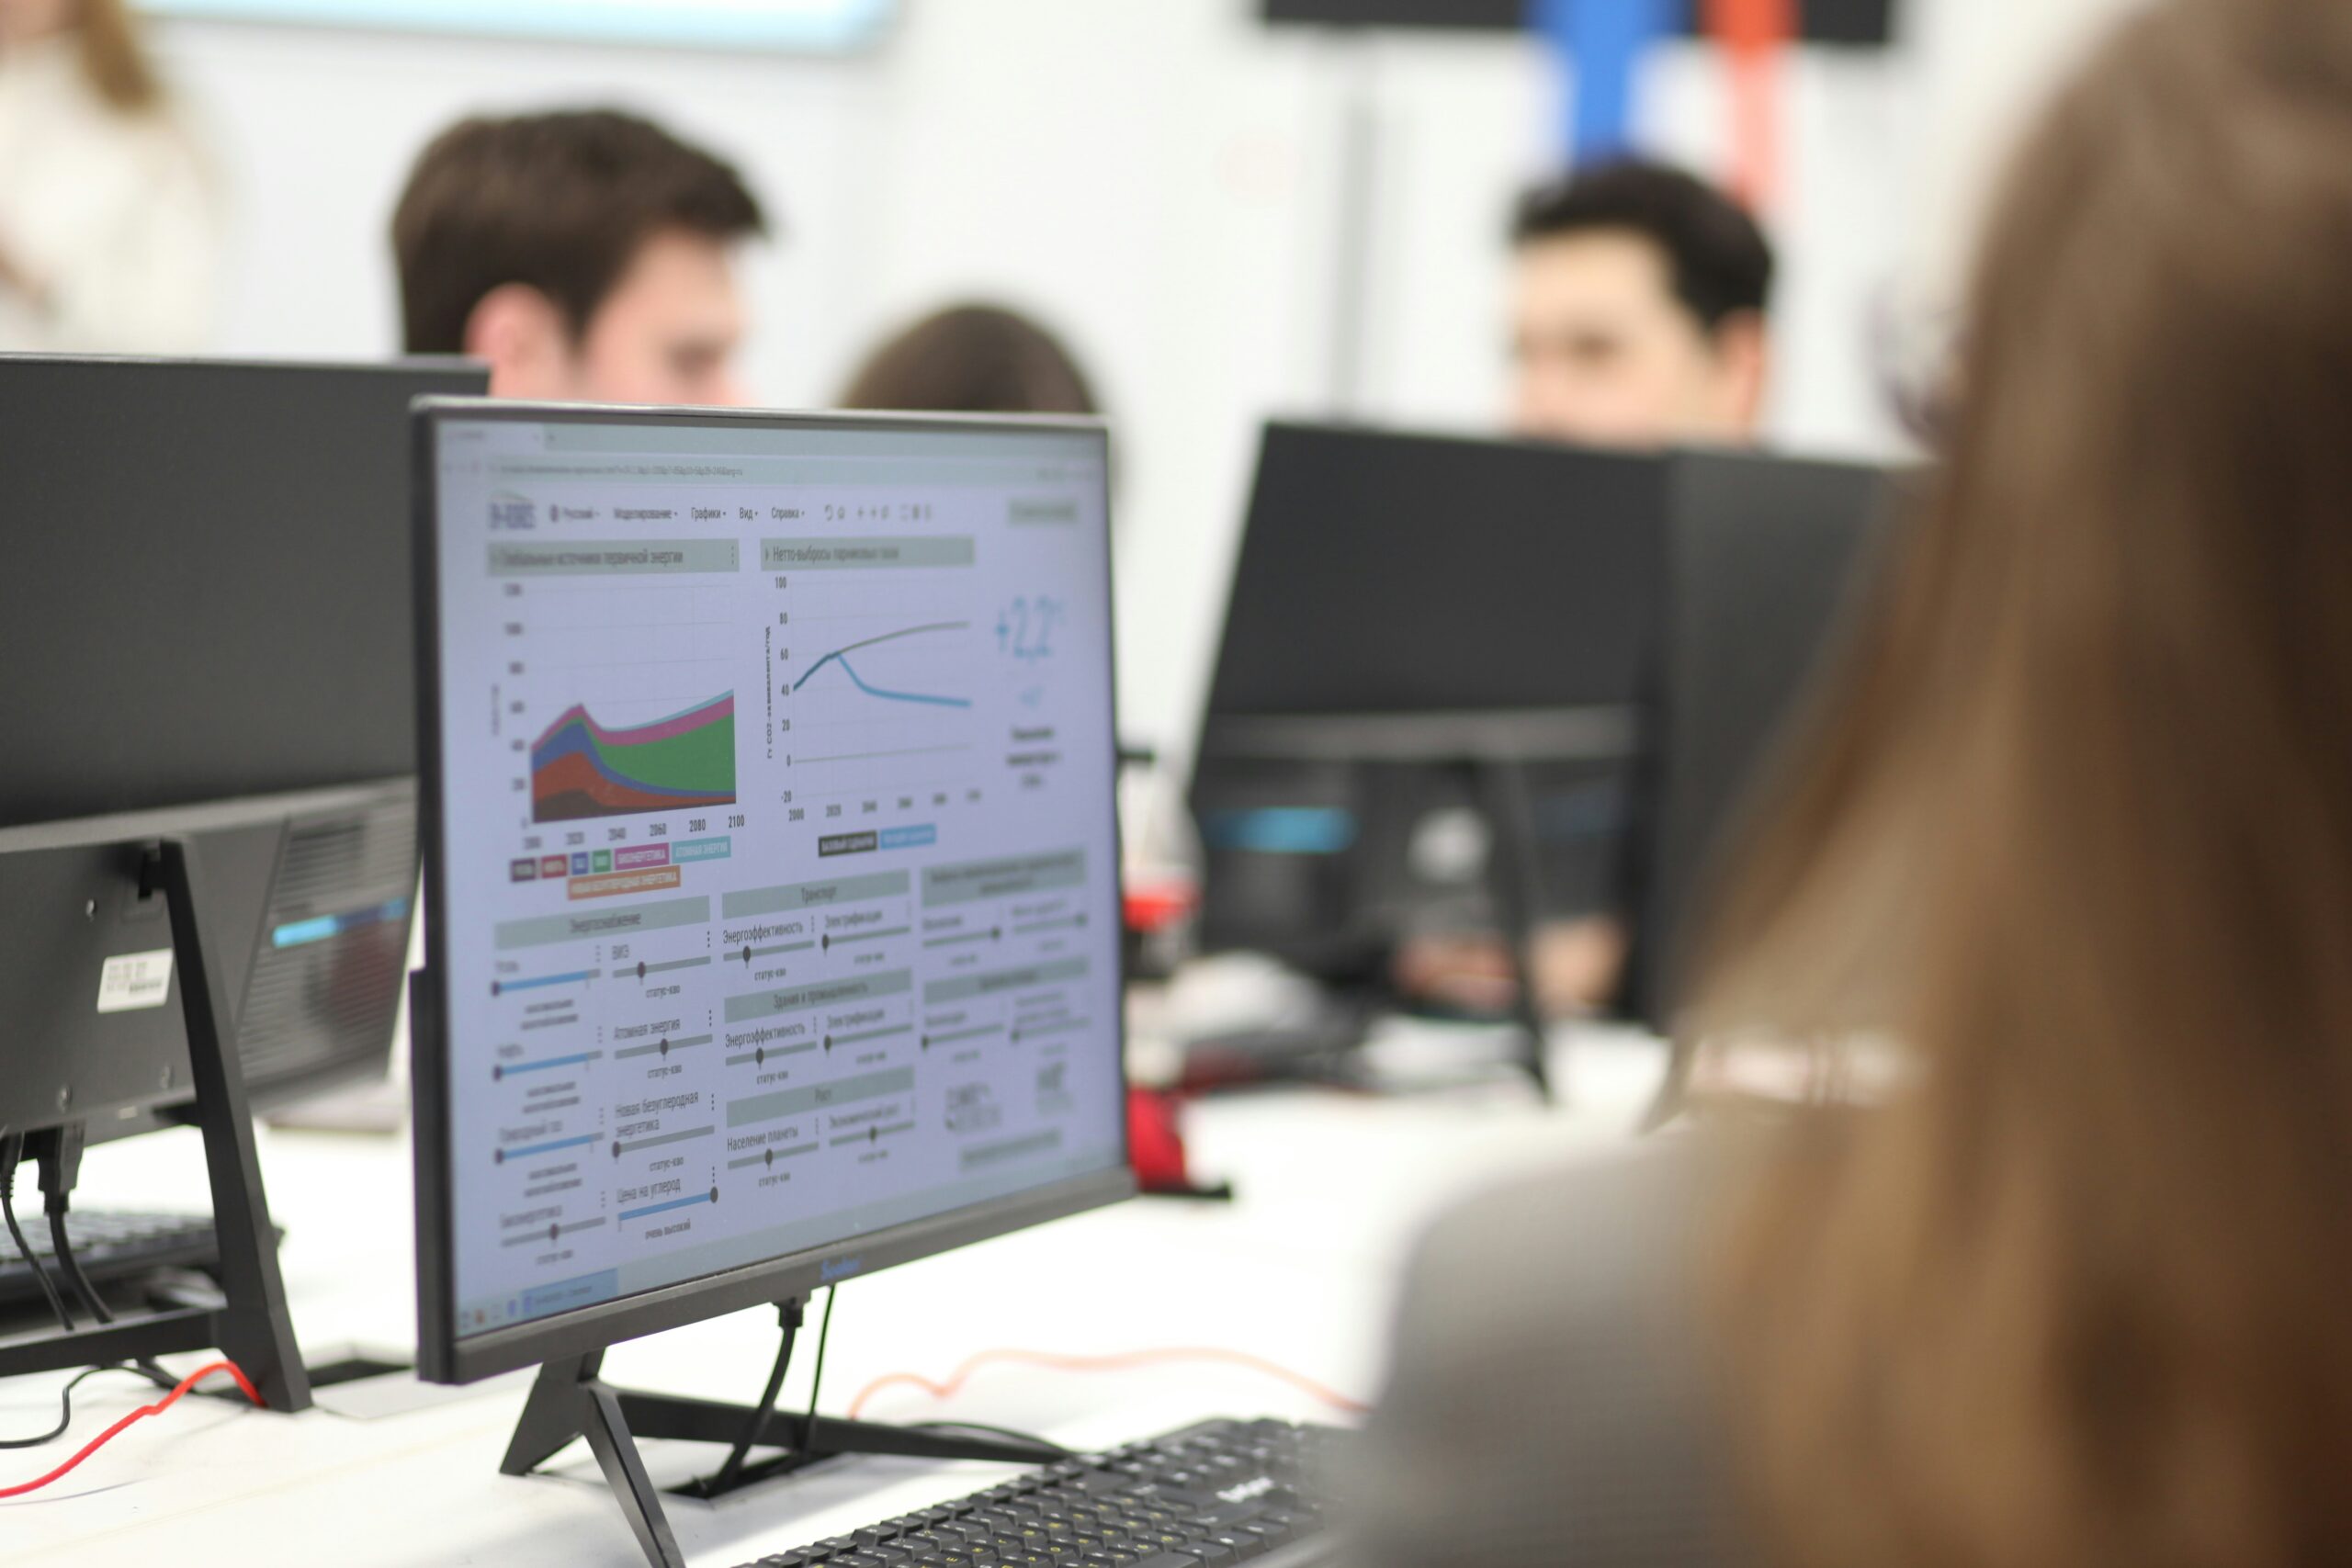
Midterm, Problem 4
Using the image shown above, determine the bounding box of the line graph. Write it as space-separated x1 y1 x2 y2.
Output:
768 549 982 800
792 622 972 709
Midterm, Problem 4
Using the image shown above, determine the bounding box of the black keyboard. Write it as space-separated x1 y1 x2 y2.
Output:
0 1209 226 1309
736 1416 1345 1568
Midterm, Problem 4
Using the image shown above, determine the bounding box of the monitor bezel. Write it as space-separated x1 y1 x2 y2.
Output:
411 397 1134 1386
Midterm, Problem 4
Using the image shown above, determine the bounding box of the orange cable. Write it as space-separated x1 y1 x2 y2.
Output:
845 1347 1367 1423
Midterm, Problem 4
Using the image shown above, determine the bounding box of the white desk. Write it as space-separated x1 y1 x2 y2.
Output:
2 1028 1663 1568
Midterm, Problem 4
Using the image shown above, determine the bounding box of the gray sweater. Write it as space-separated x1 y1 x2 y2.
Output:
1340 1142 1746 1568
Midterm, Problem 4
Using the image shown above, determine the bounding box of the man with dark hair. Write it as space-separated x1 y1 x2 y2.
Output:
1507 157 1773 446
391 108 768 405
1396 161 1776 1020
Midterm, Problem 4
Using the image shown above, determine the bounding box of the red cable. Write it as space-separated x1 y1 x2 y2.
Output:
845 1347 1367 1422
0 1359 265 1501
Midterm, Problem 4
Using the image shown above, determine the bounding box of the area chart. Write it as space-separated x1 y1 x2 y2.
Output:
531 692 738 822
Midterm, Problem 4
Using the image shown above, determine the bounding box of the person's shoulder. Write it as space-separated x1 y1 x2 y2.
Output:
1345 1135 1747 1568
1405 1134 1712 1321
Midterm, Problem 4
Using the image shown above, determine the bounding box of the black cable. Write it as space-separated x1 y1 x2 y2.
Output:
713 1300 802 1494
910 1420 1075 1456
37 1197 171 1390
0 1364 159 1450
46 1207 113 1325
802 1285 836 1455
0 1135 74 1334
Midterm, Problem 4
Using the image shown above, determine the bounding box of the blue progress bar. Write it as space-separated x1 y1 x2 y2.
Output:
503 1134 596 1160
502 1053 595 1076
271 897 411 950
500 969 596 993
620 1192 712 1223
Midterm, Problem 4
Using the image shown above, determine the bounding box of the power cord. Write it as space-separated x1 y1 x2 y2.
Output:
0 1359 266 1500
0 1134 177 1452
28 1125 175 1393
36 1124 109 1325
803 1285 836 1451
2 1128 187 1426
0 1133 73 1334
909 1420 1074 1455
0 1365 164 1450
44 1210 110 1325
679 1286 839 1500
711 1298 804 1494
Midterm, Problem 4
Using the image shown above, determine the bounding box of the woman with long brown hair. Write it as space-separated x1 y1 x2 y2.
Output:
0 0 219 351
1347 0 2352 1562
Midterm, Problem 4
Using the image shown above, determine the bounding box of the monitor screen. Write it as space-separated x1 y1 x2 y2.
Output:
419 406 1125 1358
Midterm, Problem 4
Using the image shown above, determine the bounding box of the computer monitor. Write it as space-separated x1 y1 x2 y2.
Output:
411 401 1130 1384
0 355 489 1143
1625 447 1898 1029
1191 422 1669 981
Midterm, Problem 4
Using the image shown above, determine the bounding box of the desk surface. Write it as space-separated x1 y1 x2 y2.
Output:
3 1026 1663 1568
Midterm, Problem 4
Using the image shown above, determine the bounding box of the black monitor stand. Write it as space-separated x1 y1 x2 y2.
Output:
0 839 311 1412
1195 708 1637 1102
503 1301 1062 1568
1457 756 1555 1102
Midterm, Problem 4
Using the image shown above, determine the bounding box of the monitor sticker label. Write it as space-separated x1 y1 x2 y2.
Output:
96 948 175 1013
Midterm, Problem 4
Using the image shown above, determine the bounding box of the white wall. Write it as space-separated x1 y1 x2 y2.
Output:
149 0 2151 756
152 18 882 405
842 2 1335 765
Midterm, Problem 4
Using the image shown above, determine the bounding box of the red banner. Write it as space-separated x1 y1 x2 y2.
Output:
1702 0 1795 211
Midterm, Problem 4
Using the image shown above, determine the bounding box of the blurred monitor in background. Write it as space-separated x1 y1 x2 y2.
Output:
1396 159 1777 1017
838 301 1100 417
1508 158 1773 447
390 107 768 406
0 0 220 353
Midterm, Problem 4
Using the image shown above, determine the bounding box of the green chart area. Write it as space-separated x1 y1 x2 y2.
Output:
530 692 739 823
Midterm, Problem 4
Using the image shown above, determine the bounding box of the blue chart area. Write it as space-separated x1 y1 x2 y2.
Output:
792 621 973 709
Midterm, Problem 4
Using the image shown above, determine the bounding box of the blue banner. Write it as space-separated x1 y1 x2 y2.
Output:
1535 0 1690 162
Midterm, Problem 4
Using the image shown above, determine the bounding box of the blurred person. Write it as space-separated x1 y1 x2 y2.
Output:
1401 162 1776 1020
0 0 219 352
1350 0 2352 1563
839 301 1098 416
1508 158 1772 447
391 108 766 406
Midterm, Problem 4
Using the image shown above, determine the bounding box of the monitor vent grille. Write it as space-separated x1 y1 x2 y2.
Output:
238 799 416 1089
